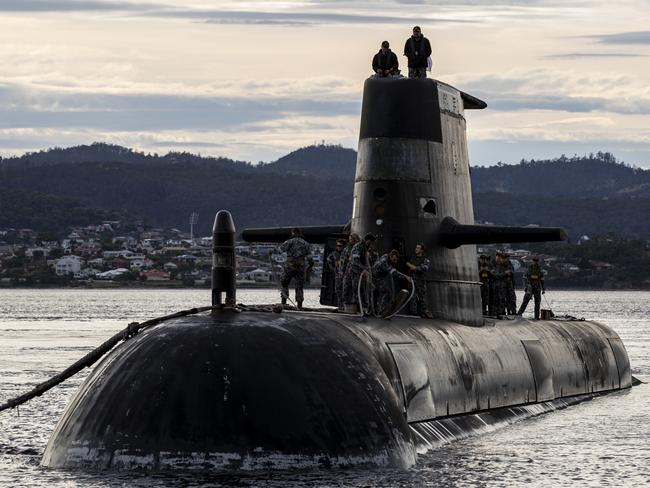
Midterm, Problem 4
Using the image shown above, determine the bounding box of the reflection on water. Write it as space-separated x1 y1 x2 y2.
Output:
0 289 648 487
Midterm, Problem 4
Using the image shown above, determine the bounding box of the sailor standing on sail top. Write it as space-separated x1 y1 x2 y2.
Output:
403 26 432 79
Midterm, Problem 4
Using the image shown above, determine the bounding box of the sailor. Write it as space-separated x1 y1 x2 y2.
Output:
486 254 497 316
328 238 347 309
503 252 517 315
372 41 399 77
403 26 432 79
517 256 546 319
345 233 376 312
478 254 491 315
406 242 432 318
493 251 509 316
373 249 411 317
278 227 311 310
341 233 360 309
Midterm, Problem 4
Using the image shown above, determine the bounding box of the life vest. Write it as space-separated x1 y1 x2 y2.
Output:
378 50 393 68
528 265 541 281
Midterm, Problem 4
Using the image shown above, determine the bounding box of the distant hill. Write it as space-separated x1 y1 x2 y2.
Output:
0 147 353 235
0 142 251 172
473 192 650 239
260 144 356 179
1 144 649 239
0 188 128 232
471 152 650 198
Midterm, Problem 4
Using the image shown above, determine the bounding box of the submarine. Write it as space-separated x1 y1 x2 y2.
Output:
40 77 632 471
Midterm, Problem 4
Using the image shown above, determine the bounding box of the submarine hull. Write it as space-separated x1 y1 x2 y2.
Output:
42 310 631 471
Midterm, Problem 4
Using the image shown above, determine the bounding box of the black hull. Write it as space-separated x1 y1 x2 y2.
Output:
42 309 631 471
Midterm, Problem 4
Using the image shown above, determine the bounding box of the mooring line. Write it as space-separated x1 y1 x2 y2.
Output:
0 305 218 414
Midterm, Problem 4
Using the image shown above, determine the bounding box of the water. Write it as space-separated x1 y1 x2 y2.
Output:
0 289 648 487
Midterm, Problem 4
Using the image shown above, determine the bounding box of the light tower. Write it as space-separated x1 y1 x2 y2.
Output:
189 212 199 244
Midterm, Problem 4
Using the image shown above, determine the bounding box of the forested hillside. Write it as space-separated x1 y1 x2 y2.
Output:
471 152 650 198
2 145 649 239
0 188 128 231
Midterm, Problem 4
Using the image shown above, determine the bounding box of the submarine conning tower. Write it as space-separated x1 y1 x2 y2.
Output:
354 78 483 325
352 77 562 326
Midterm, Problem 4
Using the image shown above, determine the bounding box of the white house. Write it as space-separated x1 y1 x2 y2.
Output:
247 268 271 282
97 268 130 280
128 254 148 268
55 256 83 276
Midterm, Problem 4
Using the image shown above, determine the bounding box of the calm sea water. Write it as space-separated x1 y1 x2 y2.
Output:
0 289 648 487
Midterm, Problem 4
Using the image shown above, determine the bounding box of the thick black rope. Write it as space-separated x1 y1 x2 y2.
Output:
0 305 218 414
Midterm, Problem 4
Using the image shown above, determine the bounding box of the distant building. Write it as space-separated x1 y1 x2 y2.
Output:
246 269 271 282
97 268 129 280
25 247 49 258
56 256 83 276
142 269 170 281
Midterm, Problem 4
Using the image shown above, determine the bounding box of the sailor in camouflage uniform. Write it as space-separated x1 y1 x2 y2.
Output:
340 234 360 308
373 249 410 317
503 252 517 315
278 228 311 310
407 243 431 318
344 233 376 312
478 254 491 315
517 256 546 319
327 239 346 309
493 252 509 316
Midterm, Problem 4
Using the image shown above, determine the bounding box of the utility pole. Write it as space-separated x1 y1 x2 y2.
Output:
189 212 199 244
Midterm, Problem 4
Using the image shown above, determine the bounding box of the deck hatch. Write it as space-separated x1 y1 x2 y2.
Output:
521 340 555 402
387 343 436 422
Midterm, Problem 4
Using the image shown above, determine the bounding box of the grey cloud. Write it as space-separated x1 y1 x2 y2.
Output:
544 52 647 59
395 0 557 4
0 0 147 11
0 1 476 25
468 90 650 115
188 11 475 26
593 31 650 45
148 140 227 149
456 71 650 115
0 83 361 132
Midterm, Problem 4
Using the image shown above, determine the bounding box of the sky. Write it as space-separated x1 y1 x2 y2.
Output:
1 0 650 167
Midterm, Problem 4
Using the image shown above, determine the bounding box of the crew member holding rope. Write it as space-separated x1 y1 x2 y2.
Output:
346 233 376 313
373 249 411 317
406 242 432 318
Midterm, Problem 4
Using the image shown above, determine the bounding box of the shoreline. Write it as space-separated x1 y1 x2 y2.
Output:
0 283 647 292
0 282 322 290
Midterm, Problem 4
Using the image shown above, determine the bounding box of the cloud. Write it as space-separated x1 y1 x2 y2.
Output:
0 80 360 148
544 52 647 59
452 68 650 115
0 0 148 12
0 1 477 25
592 31 650 45
170 10 475 26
